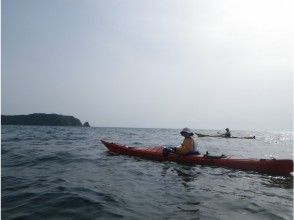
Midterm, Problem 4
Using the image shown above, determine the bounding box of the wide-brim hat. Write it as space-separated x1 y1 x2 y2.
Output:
180 127 194 136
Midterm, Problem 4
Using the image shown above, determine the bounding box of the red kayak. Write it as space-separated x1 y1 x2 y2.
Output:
101 140 293 176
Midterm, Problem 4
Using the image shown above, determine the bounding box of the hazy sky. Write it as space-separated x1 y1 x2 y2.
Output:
2 0 293 130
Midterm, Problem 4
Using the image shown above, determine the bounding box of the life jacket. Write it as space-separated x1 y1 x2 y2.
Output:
225 131 231 138
192 138 196 151
191 138 200 155
177 137 198 155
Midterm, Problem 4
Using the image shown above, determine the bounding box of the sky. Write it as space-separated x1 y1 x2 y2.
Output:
1 0 293 130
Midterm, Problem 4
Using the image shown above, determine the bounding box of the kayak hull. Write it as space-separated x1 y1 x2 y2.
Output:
195 133 255 139
101 140 293 176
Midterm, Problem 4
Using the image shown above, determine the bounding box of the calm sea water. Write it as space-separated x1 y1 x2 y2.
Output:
1 125 293 220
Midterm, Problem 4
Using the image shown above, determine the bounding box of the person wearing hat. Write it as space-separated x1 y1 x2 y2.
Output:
223 128 231 138
174 128 199 155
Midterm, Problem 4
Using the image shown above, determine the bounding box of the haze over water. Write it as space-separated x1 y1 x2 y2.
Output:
2 0 293 130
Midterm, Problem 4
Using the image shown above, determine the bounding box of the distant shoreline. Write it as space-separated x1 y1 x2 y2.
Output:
1 113 90 127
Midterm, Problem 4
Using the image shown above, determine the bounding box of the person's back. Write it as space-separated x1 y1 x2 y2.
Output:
176 137 194 154
224 128 231 138
175 128 199 155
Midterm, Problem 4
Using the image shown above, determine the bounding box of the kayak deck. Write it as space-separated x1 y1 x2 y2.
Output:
101 140 293 176
195 133 255 139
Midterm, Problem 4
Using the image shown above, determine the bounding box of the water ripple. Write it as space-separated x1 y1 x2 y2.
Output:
1 126 293 220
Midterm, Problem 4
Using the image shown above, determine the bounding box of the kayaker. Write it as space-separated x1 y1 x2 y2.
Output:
222 128 231 138
174 128 199 155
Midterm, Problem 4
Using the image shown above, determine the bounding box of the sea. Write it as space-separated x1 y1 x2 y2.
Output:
1 125 293 220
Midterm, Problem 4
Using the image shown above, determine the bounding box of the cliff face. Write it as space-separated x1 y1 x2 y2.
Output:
1 113 83 126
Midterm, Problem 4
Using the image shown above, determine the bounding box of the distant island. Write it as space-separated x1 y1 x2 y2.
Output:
1 113 90 127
